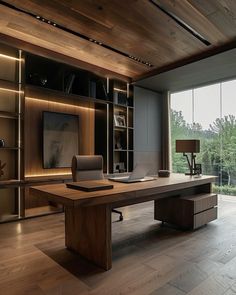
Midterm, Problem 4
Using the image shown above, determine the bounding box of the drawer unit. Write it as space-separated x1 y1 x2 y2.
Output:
154 193 218 229
194 207 217 229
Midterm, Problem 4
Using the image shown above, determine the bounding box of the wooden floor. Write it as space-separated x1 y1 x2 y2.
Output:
0 195 236 295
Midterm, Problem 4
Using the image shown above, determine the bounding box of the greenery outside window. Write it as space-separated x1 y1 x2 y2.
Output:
170 80 236 196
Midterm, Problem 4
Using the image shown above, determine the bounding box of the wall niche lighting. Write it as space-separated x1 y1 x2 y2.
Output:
25 97 95 111
25 172 72 178
0 53 21 61
0 87 24 94
113 87 127 93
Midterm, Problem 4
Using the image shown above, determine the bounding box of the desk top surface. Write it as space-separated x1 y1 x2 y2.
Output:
30 174 217 207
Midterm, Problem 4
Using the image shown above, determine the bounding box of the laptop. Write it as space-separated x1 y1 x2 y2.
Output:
108 164 156 183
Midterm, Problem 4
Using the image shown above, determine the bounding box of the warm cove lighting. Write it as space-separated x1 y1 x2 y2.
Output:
25 172 72 178
0 87 24 94
114 87 127 93
26 97 95 111
0 53 21 61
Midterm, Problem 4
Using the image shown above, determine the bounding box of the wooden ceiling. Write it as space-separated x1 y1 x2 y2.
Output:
0 0 236 80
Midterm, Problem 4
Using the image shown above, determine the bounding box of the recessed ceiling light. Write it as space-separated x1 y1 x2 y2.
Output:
0 1 154 68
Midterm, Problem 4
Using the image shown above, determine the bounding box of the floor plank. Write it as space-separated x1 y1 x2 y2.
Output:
0 196 235 295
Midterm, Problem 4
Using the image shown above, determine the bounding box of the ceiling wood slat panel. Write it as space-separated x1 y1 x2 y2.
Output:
188 0 236 38
0 0 236 79
2 0 207 66
0 4 148 77
153 0 226 44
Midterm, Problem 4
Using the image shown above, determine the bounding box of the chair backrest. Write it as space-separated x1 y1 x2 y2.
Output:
71 155 104 182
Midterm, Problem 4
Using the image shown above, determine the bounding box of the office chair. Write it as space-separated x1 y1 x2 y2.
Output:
71 155 123 221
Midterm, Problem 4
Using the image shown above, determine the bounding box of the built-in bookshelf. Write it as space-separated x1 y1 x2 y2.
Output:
111 80 134 173
0 43 22 222
0 42 134 222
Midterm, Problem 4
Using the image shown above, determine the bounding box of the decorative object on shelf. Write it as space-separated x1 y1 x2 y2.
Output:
0 160 6 178
114 135 122 149
114 162 125 173
65 73 75 94
114 91 127 106
114 114 126 127
195 164 202 176
114 130 126 150
29 73 48 86
176 139 200 176
158 170 170 177
0 139 5 148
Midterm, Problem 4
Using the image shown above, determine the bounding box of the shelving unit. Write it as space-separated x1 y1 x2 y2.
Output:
0 42 135 222
0 43 23 222
25 53 111 102
111 80 134 173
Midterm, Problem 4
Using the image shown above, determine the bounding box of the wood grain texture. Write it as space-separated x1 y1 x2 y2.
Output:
30 174 217 207
65 204 112 270
0 196 235 294
194 207 217 229
30 174 216 269
154 193 218 229
24 94 95 178
0 33 130 81
1 0 236 78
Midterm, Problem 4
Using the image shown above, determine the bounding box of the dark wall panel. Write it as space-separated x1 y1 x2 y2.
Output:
134 86 162 174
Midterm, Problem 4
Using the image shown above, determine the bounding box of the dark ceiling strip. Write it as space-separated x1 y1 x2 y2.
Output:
0 0 153 68
149 0 211 46
133 39 236 82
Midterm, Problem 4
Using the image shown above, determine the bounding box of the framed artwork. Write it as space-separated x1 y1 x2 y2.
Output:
43 111 79 168
114 114 126 127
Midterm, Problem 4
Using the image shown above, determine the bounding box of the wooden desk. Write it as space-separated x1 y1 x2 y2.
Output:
30 174 217 270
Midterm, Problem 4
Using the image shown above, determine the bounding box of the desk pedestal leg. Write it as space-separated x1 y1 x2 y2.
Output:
65 204 112 270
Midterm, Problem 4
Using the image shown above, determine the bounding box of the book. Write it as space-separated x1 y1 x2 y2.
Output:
66 181 113 192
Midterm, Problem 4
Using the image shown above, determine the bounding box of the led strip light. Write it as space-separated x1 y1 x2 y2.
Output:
0 0 153 68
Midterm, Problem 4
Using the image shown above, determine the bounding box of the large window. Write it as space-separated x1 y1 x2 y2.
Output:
171 79 236 196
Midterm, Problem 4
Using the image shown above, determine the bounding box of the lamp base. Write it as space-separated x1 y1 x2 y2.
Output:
185 172 198 176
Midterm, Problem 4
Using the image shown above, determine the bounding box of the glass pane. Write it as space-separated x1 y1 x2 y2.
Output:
170 90 192 173
170 79 236 200
221 79 236 196
193 84 221 178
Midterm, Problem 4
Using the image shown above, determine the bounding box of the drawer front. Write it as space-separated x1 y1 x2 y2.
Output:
194 194 217 214
194 207 217 229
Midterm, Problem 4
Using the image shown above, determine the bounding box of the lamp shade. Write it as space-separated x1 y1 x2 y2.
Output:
176 140 200 153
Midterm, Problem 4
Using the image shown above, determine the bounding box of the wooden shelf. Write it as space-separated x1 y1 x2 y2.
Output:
0 179 22 188
24 174 72 182
25 85 112 106
0 176 72 188
114 103 127 108
0 111 20 119
0 147 22 150
114 126 127 130
0 214 19 223
114 149 127 152
0 79 19 92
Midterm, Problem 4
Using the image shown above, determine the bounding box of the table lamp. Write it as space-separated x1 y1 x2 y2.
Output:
176 139 200 175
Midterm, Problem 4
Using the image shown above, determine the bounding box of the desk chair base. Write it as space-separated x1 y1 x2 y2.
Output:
112 209 123 221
